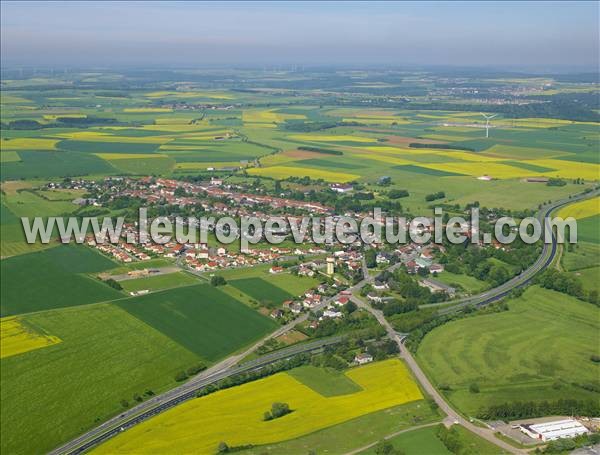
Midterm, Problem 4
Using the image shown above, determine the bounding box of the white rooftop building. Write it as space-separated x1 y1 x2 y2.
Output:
520 419 589 442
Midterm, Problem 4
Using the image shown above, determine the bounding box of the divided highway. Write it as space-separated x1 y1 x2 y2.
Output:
50 189 597 455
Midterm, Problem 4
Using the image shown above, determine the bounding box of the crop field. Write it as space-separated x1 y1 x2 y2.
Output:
558 196 600 219
0 316 61 359
417 286 600 415
1 245 121 316
287 365 363 396
360 425 451 455
117 284 277 361
95 359 424 454
243 400 441 454
0 303 200 455
119 272 200 293
247 165 359 182
229 277 295 308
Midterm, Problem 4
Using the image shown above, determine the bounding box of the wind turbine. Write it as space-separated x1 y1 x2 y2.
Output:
480 113 497 138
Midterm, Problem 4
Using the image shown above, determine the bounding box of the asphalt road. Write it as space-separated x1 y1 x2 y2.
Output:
351 295 523 454
49 336 343 455
428 189 599 314
50 189 597 455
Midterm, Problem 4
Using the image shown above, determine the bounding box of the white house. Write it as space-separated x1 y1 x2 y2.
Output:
354 353 373 365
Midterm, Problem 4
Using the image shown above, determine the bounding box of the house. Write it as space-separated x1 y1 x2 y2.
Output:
376 253 390 264
429 264 445 274
270 309 284 319
282 300 294 310
269 266 284 274
330 183 353 193
335 296 349 306
415 257 432 269
372 281 388 291
210 177 223 186
366 292 382 303
354 353 373 365
290 303 303 314
321 309 343 319
419 278 456 297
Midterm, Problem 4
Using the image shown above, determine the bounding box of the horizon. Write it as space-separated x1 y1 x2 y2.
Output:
1 1 599 70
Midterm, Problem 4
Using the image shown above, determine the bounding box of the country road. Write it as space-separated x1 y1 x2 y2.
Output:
50 189 598 455
351 295 523 454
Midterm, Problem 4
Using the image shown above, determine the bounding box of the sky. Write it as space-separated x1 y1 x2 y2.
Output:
1 1 598 70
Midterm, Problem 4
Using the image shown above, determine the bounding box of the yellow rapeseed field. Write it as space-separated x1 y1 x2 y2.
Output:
0 138 58 150
248 166 358 182
527 159 600 181
95 359 423 455
0 317 61 359
558 197 600 220
243 109 306 125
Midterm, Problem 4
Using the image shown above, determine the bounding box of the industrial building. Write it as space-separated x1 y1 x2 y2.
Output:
520 419 589 441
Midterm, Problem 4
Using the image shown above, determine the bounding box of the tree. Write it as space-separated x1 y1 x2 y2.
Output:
174 371 188 382
469 382 480 393
264 402 291 420
217 441 229 453
211 275 227 286
344 300 358 314
374 439 399 455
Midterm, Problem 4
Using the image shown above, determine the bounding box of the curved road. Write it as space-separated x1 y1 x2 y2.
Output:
50 189 597 455
429 188 599 314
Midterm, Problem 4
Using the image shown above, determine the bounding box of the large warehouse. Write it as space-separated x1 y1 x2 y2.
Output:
520 419 589 441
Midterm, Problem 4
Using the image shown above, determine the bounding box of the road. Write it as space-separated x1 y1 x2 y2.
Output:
426 188 599 314
51 189 597 454
351 295 523 455
49 336 343 455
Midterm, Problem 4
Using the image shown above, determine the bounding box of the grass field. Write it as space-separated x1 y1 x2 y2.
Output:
562 241 600 271
1 245 121 316
435 271 488 294
120 272 200 293
247 165 359 182
117 284 277 361
243 401 442 454
0 303 200 455
229 277 294 308
287 365 363 396
95 359 423 454
0 316 61 359
360 425 451 455
417 286 600 416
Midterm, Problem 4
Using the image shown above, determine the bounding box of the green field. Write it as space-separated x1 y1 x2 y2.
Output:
562 241 600 271
1 151 115 180
242 400 442 455
1 245 122 316
229 277 295 308
359 425 451 455
287 365 363 396
417 286 600 416
120 272 200 292
117 284 277 361
577 215 600 244
0 303 200 455
435 271 488 294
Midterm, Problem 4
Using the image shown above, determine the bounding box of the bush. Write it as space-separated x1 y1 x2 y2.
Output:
469 382 480 393
174 371 188 382
264 402 292 421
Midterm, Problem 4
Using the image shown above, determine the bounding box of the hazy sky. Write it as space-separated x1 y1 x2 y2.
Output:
1 1 598 70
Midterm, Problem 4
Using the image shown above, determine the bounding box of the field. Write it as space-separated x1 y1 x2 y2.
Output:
435 271 488 294
287 365 363 396
119 272 200 293
0 303 200 455
117 284 277 361
95 359 423 454
558 196 600 219
417 286 600 416
1 245 122 316
243 401 441 454
0 316 61 359
360 425 451 455
229 277 295 308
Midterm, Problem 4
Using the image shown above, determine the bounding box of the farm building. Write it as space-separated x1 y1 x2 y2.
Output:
419 278 456 297
354 353 374 365
330 183 353 193
519 419 588 441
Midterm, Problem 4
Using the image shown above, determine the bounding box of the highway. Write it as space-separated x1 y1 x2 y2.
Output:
428 188 599 314
50 189 597 455
49 336 343 455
